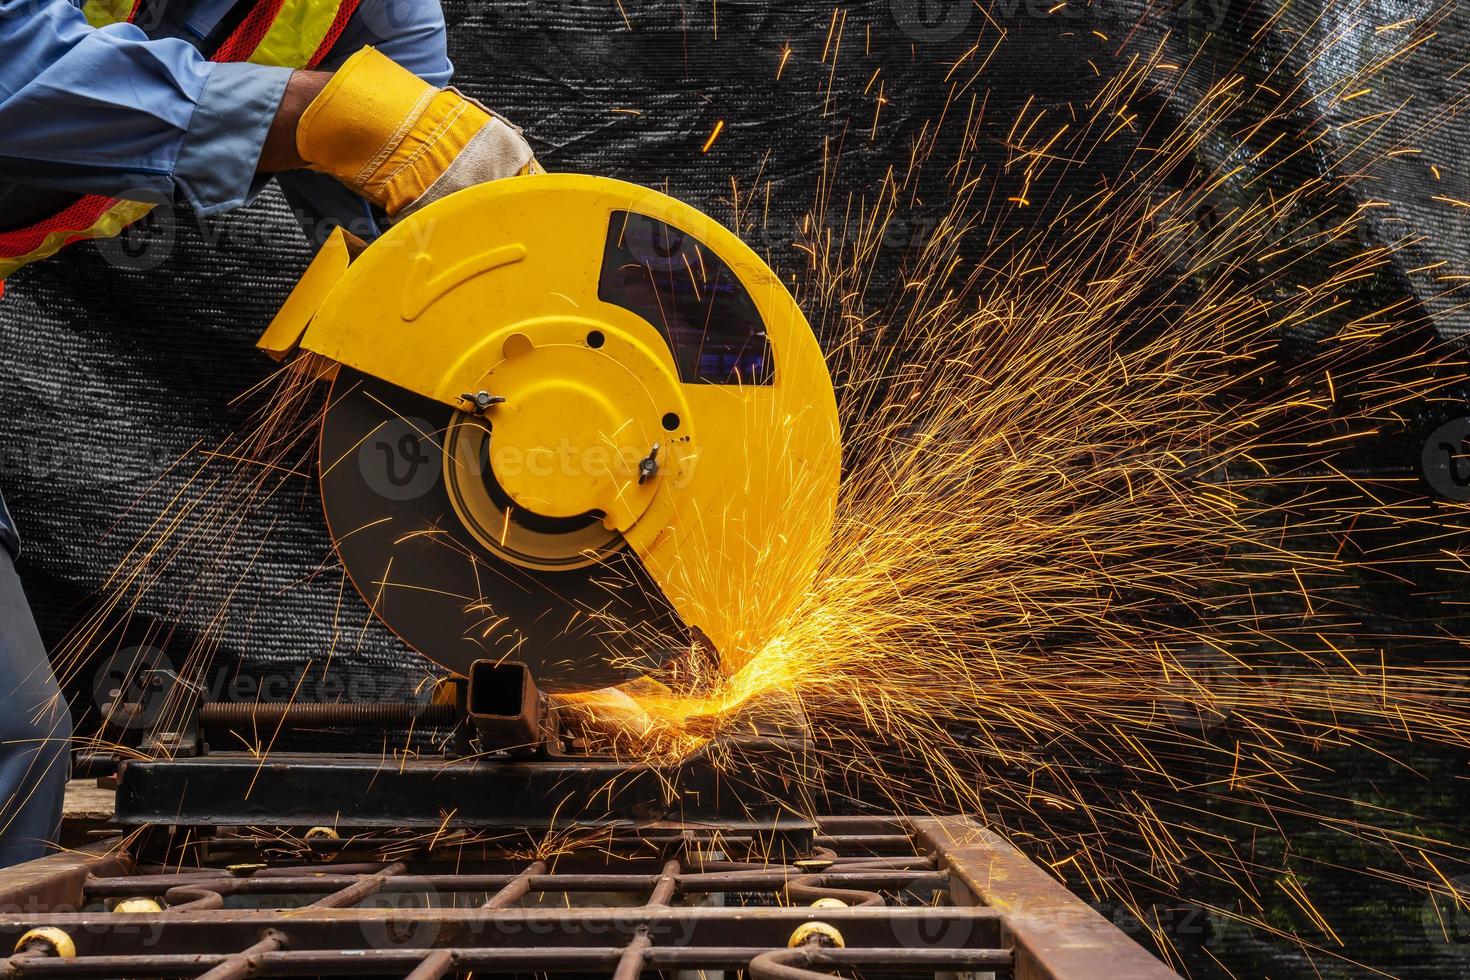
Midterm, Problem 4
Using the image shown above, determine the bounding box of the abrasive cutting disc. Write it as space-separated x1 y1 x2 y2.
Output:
320 366 692 690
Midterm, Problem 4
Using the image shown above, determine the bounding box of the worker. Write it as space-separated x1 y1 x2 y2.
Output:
0 0 537 866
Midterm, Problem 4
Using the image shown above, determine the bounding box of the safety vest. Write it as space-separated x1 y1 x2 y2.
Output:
0 0 362 279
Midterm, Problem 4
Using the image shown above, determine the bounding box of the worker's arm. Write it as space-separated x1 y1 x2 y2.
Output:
0 0 532 220
260 0 464 175
0 0 294 215
260 73 332 174
268 0 458 240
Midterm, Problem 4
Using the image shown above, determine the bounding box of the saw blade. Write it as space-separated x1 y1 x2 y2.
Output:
319 366 692 690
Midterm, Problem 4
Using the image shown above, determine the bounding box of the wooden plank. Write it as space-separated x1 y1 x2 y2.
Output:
60 779 117 850
911 816 1182 980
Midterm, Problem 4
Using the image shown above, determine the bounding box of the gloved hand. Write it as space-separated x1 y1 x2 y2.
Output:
295 47 538 219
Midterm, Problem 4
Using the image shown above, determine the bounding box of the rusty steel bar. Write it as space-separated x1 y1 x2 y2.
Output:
810 815 907 834
402 948 455 980
84 869 943 899
783 875 884 907
749 946 1015 979
647 858 679 906
825 854 934 870
0 906 1002 958
0 818 1184 980
811 834 915 852
0 842 130 913
610 930 652 980
306 861 406 909
610 857 681 980
0 945 1016 978
911 816 1183 980
191 931 287 980
159 885 223 912
179 832 780 858
4 949 45 972
250 862 388 878
481 861 546 909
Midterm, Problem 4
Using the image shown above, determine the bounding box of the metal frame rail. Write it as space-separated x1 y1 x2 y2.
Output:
0 816 1181 979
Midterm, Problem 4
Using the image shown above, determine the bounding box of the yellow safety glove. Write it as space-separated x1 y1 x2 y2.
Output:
296 47 538 218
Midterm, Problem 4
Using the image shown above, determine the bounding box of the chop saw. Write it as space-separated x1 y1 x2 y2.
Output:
262 173 840 691
96 174 841 839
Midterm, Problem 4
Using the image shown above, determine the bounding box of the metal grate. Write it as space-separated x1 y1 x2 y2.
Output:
0 816 1180 979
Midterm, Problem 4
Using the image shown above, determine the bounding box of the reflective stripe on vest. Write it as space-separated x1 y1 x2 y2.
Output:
251 0 345 67
0 0 360 278
82 0 138 28
0 197 153 279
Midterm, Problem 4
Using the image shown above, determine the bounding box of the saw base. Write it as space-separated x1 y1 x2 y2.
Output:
97 657 815 844
114 742 814 839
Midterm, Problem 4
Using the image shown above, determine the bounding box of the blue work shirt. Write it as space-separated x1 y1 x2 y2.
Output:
0 0 453 557
0 0 452 214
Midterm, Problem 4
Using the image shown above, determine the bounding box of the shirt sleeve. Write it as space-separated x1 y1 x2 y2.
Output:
0 0 291 216
316 0 452 82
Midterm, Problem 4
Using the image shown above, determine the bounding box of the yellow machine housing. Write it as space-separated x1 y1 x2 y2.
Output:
261 175 840 672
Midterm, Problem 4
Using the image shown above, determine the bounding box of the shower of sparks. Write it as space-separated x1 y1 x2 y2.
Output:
701 119 726 153
570 5 1470 971
39 2 1470 973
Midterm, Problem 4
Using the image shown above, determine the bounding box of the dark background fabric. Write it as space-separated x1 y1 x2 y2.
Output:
2 1 1469 975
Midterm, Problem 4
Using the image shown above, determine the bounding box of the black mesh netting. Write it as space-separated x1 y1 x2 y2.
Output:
3 2 1470 975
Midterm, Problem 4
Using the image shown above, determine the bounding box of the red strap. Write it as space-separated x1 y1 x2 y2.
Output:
0 0 358 265
211 0 289 64
308 0 361 69
0 195 119 257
